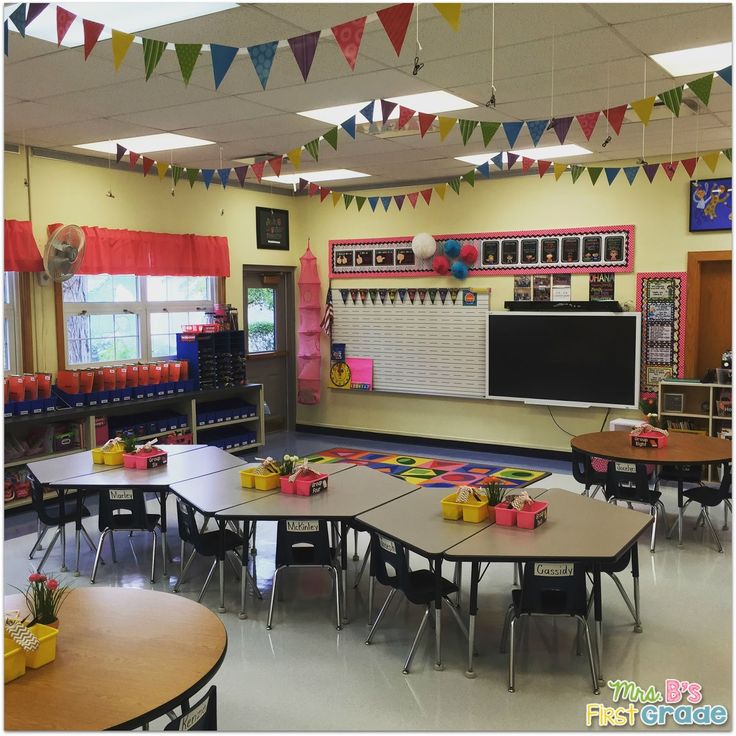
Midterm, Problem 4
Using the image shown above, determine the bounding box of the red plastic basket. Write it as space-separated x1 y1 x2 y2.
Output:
294 470 328 496
494 502 517 526
280 476 296 494
122 449 168 469
516 501 549 529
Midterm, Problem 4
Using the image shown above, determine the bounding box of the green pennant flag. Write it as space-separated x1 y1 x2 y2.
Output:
323 126 339 151
304 139 320 161
687 74 714 107
448 177 462 194
175 44 201 85
458 119 479 145
186 167 199 187
480 121 501 147
463 169 475 187
724 148 732 162
142 38 167 81
570 164 585 183
343 194 354 209
658 86 683 117
587 167 602 185
356 196 366 211
171 165 183 186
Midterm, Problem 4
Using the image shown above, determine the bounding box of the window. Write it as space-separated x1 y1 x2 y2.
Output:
247 287 276 352
3 272 22 374
61 275 215 367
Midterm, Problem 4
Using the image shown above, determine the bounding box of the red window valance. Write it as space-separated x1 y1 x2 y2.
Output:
47 224 230 277
4 219 43 272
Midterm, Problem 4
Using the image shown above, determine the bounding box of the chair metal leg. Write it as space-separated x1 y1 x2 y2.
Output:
590 485 603 500
179 541 186 582
90 530 109 583
28 525 49 559
150 530 157 583
365 588 397 644
246 570 263 599
109 532 117 563
668 499 691 538
577 617 600 694
266 567 283 630
367 573 375 626
250 520 257 556
702 508 724 553
508 616 517 692
174 549 198 592
226 552 242 580
352 528 360 561
442 597 469 640
610 573 638 626
36 528 61 574
197 559 218 603
218 559 226 613
723 499 731 531
59 524 68 572
402 604 431 675
332 567 342 631
239 547 248 620
353 547 371 589
74 528 81 577
80 526 98 555
452 562 462 608
694 507 705 529
650 504 658 553
499 603 514 653
633 575 642 633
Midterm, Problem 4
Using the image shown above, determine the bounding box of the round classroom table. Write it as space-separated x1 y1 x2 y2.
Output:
4 587 227 731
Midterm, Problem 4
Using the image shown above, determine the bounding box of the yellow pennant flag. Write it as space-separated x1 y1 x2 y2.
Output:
433 3 462 31
434 183 447 200
156 162 169 181
111 30 135 71
701 151 721 172
332 191 342 206
438 116 457 141
630 96 655 126
287 148 302 171
553 163 567 180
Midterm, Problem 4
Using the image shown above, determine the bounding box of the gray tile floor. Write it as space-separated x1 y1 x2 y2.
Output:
4 431 731 731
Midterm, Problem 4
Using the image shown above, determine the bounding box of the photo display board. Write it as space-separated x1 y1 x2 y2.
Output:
329 225 634 279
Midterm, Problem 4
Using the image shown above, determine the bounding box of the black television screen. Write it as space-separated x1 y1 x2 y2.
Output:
487 312 641 408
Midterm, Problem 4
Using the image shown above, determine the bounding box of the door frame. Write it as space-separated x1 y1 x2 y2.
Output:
243 265 296 432
684 250 732 377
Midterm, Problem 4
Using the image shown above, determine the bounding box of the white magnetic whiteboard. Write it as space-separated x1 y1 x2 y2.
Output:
330 289 488 399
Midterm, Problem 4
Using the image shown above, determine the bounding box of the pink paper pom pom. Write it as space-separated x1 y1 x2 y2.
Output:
459 243 478 265
432 255 451 275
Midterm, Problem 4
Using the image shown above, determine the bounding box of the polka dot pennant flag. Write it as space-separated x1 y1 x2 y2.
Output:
331 16 366 71
247 40 278 90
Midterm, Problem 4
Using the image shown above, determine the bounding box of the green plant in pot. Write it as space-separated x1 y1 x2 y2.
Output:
482 481 507 507
279 454 301 476
121 432 137 454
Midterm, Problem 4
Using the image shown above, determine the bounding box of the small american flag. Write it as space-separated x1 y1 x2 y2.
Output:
320 287 333 335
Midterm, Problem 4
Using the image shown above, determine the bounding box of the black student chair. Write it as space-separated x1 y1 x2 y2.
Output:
571 450 607 499
681 462 732 553
585 546 641 633
164 686 217 731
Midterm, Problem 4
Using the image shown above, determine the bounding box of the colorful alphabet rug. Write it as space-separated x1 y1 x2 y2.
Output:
306 448 549 489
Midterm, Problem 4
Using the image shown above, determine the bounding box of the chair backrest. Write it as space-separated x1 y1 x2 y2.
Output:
98 488 152 532
164 686 217 731
275 520 333 567
369 533 410 589
518 561 587 616
29 477 57 526
605 461 651 504
658 463 703 484
176 499 203 549
571 450 607 488
718 461 732 496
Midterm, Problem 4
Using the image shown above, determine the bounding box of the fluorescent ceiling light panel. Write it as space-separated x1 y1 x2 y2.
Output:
455 144 592 166
650 42 732 77
75 134 215 155
298 91 476 125
263 170 370 185
4 3 237 48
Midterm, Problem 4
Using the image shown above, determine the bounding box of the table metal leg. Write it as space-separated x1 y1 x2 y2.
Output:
465 561 479 679
340 521 349 624
453 561 462 609
239 521 248 620
677 479 684 548
433 558 444 671
352 527 360 561
160 491 170 576
217 523 226 613
593 563 603 683
60 524 67 572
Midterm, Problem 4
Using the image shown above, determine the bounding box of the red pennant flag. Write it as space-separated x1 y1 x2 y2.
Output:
603 104 627 135
308 182 320 197
83 19 104 59
128 151 140 169
537 160 552 177
420 188 432 205
319 187 331 202
661 161 679 180
575 111 600 141
251 160 266 182
407 191 419 208
268 156 283 177
142 157 154 176
56 6 76 46
377 3 414 56
681 158 698 177
418 112 436 137
115 144 126 163
398 105 415 129
331 16 366 71
521 156 535 173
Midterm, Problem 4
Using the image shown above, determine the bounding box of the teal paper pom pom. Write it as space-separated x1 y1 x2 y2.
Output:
443 239 460 258
451 261 468 280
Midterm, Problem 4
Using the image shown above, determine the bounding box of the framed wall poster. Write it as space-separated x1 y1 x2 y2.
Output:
256 207 290 250
689 178 732 232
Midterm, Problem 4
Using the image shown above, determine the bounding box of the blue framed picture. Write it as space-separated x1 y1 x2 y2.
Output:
689 177 732 232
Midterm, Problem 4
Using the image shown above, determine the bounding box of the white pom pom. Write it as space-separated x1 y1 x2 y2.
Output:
411 232 436 259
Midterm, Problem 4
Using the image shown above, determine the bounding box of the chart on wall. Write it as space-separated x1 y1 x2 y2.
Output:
329 225 634 279
635 273 687 393
329 288 488 399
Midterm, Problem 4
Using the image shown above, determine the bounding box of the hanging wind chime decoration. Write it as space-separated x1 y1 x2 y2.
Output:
297 241 323 405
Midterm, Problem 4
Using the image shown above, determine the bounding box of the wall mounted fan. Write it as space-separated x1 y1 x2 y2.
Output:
39 224 86 284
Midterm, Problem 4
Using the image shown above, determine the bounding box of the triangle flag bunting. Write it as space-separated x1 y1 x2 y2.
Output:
658 86 683 117
304 139 320 162
56 6 75 46
477 161 491 178
341 116 357 139
537 160 552 177
434 183 447 199
480 121 500 147
142 37 167 80
186 167 199 187
358 100 375 123
521 156 535 173
287 148 302 170
381 195 392 211
463 169 476 186
724 148 732 162
661 161 678 180
9 4 26 37
553 163 567 180
502 121 523 148
156 161 169 181
418 112 436 137
343 194 354 209
433 3 461 31
319 187 331 202
379 288 388 304
115 144 126 163
702 151 720 172
331 16 366 71
428 288 437 304
129 151 140 169
506 152 519 170
142 157 154 176
171 165 182 186
332 191 342 206
356 196 366 211
716 66 732 86
418 289 427 304
687 73 714 106
438 116 457 141
394 194 405 210
308 182 320 196
526 119 548 147
217 168 230 187
323 127 339 151
248 41 278 89
449 288 459 304
175 44 202 84
588 167 603 185
350 289 358 304
368 196 379 211
570 164 584 183
576 111 600 140
380 99 398 124
201 169 215 188
251 160 266 182
459 119 478 145
552 117 573 145
643 163 659 183
604 167 620 185
623 166 639 185
407 191 419 208
407 288 416 304
398 106 415 129
376 3 414 56
439 288 448 304
112 30 135 71
268 157 282 176
631 97 655 126
603 104 628 135
26 4 48 27
234 166 248 187
490 152 504 170
420 188 433 205
210 44 238 89
339 289 349 305
448 177 462 194
288 30 321 82
681 157 698 177
83 19 104 59
387 289 396 304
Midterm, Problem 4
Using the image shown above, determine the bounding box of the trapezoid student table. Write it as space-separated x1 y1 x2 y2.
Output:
571 431 732 547
4 587 227 731
444 488 653 683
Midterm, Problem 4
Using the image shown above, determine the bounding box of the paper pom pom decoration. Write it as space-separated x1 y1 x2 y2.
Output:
432 255 451 275
411 233 437 259
459 243 478 265
443 239 460 258
451 261 468 280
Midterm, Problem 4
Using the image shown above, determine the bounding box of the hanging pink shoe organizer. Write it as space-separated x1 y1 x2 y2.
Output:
297 243 322 404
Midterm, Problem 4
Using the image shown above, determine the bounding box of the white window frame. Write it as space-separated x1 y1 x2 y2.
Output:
61 275 215 368
4 272 23 375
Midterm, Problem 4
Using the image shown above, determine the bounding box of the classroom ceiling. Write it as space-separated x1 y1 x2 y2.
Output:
4 2 733 191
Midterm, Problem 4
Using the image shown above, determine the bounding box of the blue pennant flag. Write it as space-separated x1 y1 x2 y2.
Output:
476 161 491 178
368 196 379 212
201 169 215 189
358 100 375 123
502 121 523 149
491 152 504 170
717 65 732 86
526 119 548 147
380 195 392 211
211 44 238 89
623 166 639 185
605 167 620 185
341 116 356 139
247 40 278 90
217 168 231 188
9 4 26 36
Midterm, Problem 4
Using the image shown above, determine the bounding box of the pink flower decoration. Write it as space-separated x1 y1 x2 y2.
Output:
28 573 46 583
46 579 59 590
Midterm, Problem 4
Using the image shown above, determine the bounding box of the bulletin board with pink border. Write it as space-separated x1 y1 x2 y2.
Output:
329 225 634 279
635 272 688 394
